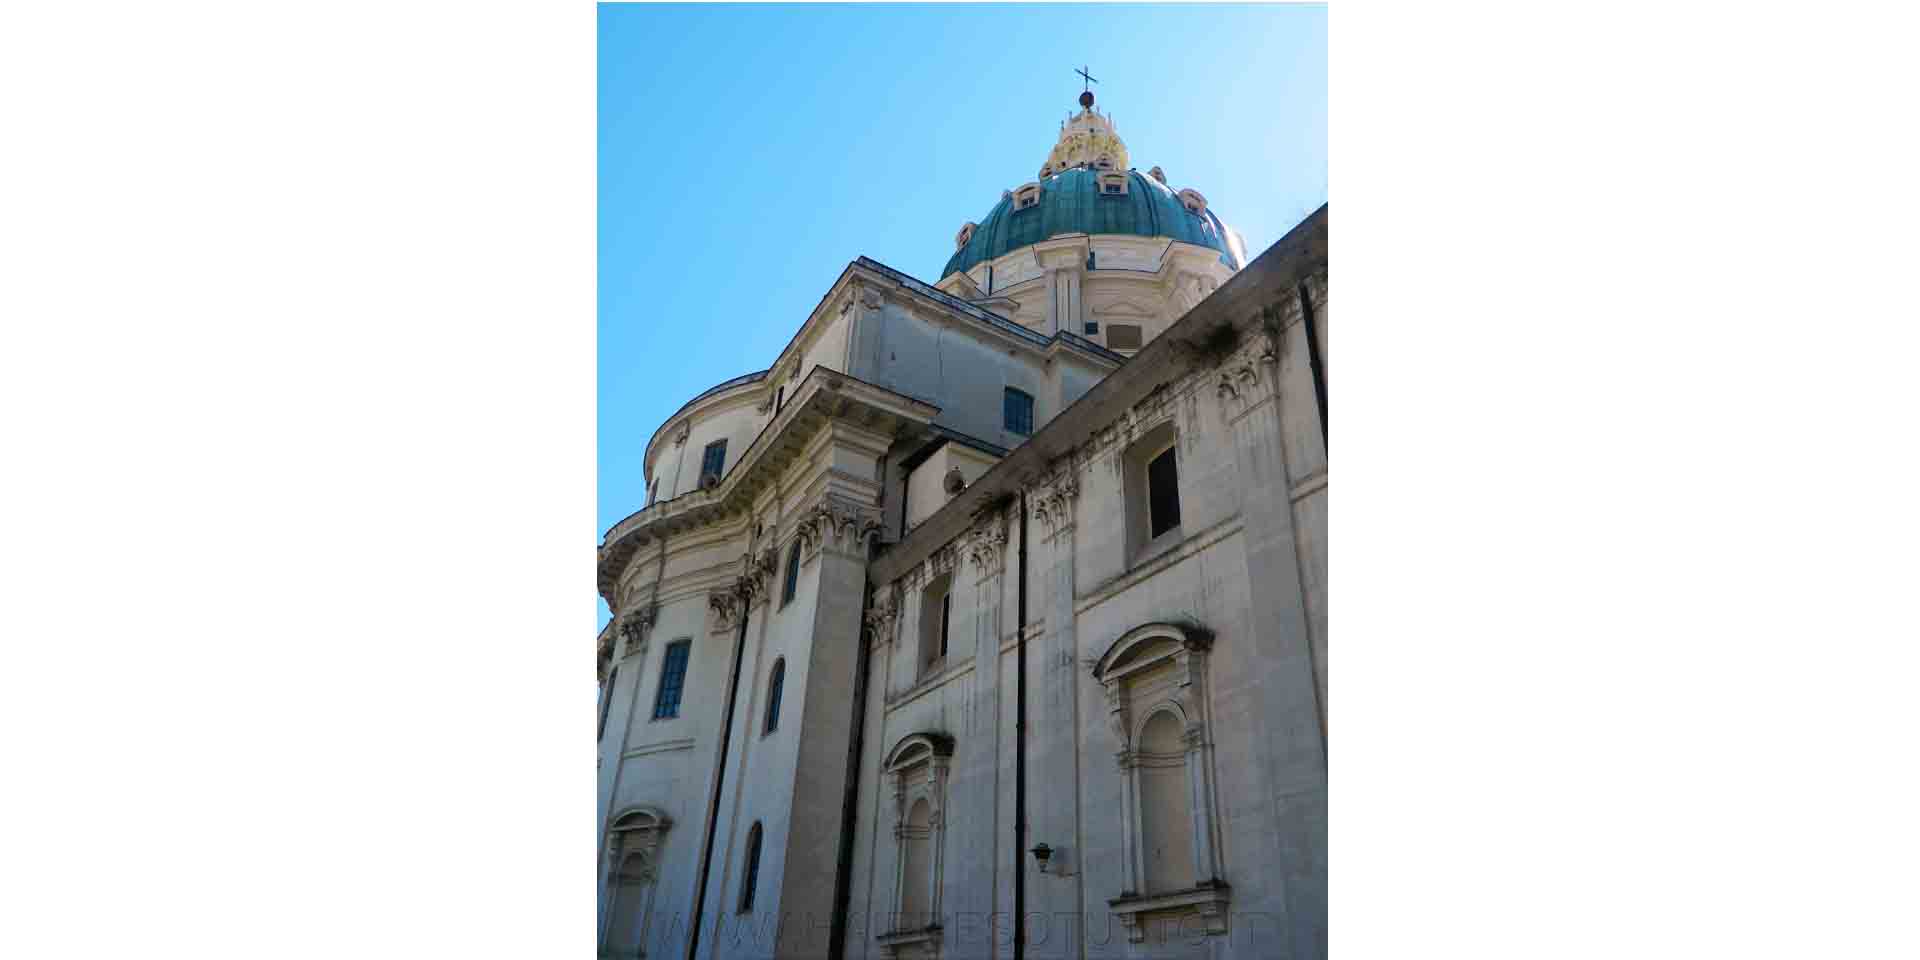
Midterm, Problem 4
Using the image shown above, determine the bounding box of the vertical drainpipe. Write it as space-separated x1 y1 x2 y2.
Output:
1013 492 1029 960
1297 281 1328 445
687 598 751 960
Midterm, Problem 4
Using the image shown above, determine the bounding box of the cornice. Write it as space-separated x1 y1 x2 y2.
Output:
599 366 939 608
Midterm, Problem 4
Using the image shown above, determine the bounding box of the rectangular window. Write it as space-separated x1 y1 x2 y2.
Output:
701 440 728 484
920 574 952 673
1003 388 1034 436
1107 324 1143 350
1147 447 1181 539
1084 321 1099 335
652 640 691 719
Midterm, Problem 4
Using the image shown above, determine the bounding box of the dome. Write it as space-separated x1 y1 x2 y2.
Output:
941 167 1246 281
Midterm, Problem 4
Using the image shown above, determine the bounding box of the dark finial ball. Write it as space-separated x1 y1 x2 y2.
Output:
1079 90 1095 109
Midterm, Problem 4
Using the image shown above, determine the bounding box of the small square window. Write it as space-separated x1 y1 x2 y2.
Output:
1084 321 1100 335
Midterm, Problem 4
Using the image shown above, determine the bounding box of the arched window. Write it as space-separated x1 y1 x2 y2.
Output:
738 822 762 913
763 658 785 735
781 540 802 607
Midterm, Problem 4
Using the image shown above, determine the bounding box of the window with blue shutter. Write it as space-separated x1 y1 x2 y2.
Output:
651 640 691 719
1004 388 1034 436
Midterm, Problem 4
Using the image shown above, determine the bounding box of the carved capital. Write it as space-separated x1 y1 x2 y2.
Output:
863 585 901 645
965 520 1008 577
802 493 884 561
929 545 960 579
618 602 657 658
1028 467 1082 538
708 589 740 633
739 546 778 607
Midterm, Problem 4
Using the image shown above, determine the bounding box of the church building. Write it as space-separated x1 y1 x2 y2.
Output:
597 86 1328 960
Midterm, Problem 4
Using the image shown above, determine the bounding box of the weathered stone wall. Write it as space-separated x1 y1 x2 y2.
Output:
845 232 1326 960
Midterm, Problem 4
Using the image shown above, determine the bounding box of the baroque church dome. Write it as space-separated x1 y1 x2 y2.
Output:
941 91 1247 281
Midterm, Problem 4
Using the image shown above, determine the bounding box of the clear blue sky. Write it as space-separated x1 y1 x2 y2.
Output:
599 3 1326 622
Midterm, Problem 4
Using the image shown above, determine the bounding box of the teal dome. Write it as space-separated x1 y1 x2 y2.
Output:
942 168 1244 281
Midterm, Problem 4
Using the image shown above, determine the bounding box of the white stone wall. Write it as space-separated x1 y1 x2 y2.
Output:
843 266 1328 960
599 249 1325 960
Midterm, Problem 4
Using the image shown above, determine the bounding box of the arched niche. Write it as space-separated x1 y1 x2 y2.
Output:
601 805 673 957
879 732 954 951
1090 622 1230 941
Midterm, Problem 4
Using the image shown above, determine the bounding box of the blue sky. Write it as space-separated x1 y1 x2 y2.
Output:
599 3 1326 622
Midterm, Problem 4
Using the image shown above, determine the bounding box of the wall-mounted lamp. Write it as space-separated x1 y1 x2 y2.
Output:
1030 842 1073 877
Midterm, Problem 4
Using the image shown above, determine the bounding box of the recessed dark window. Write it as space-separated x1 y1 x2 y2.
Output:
939 593 951 659
1004 388 1034 436
701 440 728 484
652 640 690 719
1147 447 1181 539
739 822 763 913
781 541 801 607
598 665 618 740
775 386 784 413
764 659 784 735
1084 321 1100 335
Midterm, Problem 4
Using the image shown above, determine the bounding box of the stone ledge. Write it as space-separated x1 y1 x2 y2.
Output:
875 925 942 959
1107 880 1232 942
621 737 695 760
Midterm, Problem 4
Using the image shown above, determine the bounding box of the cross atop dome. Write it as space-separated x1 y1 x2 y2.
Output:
1039 68 1126 177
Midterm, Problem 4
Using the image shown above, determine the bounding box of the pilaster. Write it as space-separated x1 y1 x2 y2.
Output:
1224 304 1328 960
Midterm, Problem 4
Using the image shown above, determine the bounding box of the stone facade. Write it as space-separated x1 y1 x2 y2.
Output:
597 95 1326 960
